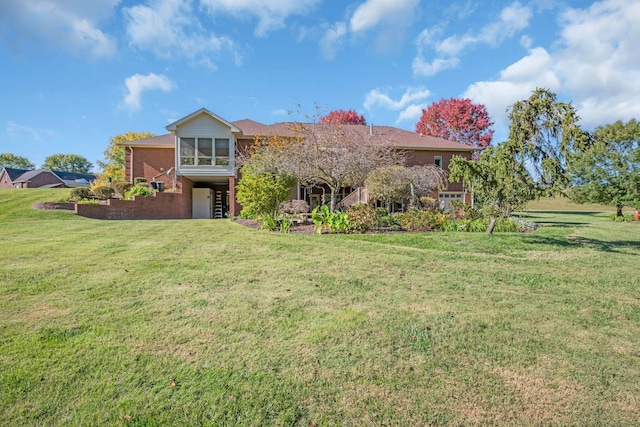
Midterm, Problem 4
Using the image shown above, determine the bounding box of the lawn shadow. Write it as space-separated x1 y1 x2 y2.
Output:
569 236 640 254
517 211 609 228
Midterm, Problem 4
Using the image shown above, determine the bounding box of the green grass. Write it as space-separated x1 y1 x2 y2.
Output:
1 188 639 425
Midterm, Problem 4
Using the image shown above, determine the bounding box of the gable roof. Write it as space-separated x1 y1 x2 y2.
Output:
1 167 30 182
166 108 241 133
12 169 59 183
10 169 96 187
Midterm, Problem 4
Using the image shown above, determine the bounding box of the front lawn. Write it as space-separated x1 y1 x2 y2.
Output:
1 189 639 425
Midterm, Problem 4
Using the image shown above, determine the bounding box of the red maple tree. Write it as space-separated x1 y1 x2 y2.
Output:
320 109 367 125
415 98 493 154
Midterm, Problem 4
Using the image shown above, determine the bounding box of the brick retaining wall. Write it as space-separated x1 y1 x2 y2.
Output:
75 192 190 220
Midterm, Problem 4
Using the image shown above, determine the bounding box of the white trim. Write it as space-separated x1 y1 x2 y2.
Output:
166 108 241 133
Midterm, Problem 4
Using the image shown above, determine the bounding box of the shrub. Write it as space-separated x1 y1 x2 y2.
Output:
279 219 292 234
124 184 155 199
134 177 148 185
312 205 350 234
442 218 520 233
92 186 115 200
347 203 380 232
236 169 296 218
394 209 448 231
261 214 277 231
509 216 540 232
450 200 481 220
609 214 635 222
112 180 132 197
69 187 91 201
281 199 310 214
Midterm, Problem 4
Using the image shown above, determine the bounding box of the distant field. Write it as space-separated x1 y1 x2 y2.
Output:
1 188 639 426
526 197 617 212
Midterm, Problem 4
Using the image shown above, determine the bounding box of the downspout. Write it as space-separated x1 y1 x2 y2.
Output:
129 147 134 184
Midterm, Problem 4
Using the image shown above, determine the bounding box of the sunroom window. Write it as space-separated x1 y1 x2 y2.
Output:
180 137 229 166
215 138 230 166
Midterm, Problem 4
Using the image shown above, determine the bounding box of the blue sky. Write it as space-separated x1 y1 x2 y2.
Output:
1 0 639 170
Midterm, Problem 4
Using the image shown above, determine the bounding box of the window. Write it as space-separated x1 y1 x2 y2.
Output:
180 138 196 165
434 156 443 168
215 139 230 166
180 137 230 166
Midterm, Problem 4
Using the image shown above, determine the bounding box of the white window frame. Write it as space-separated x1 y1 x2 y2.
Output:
180 137 228 167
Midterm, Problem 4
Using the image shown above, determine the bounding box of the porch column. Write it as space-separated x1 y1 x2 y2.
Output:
228 175 241 217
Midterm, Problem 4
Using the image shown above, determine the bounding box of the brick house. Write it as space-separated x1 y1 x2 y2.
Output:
112 108 474 219
0 168 95 189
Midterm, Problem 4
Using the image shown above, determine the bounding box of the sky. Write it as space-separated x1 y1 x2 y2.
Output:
1 0 639 170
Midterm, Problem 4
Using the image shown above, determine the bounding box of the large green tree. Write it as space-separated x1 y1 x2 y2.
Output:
98 132 155 182
569 119 640 216
43 154 93 173
508 88 590 192
450 142 540 234
0 153 34 170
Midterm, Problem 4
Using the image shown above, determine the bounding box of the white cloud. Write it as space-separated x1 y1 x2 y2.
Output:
350 0 419 33
6 121 43 142
125 0 240 65
395 104 425 124
464 0 640 132
319 22 347 60
123 73 176 111
349 0 420 53
365 86 431 111
414 1 532 77
412 56 460 77
200 0 320 37
463 47 560 132
364 86 431 125
0 0 118 58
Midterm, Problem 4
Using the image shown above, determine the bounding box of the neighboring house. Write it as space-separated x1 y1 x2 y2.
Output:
119 108 475 220
0 168 29 188
0 168 95 189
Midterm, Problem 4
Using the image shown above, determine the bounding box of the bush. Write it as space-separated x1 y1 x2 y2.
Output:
312 205 349 234
134 177 148 185
279 219 292 234
609 214 635 222
450 200 481 220
69 187 91 201
92 186 115 200
112 180 132 197
347 203 380 232
509 216 540 232
260 214 277 231
442 218 520 233
394 209 448 231
281 199 310 214
125 184 155 199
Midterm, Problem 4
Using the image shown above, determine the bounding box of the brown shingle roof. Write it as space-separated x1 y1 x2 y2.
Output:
232 120 474 151
118 120 475 152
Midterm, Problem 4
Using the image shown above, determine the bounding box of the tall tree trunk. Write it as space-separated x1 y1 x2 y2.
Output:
616 204 623 217
329 189 337 213
486 216 497 235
